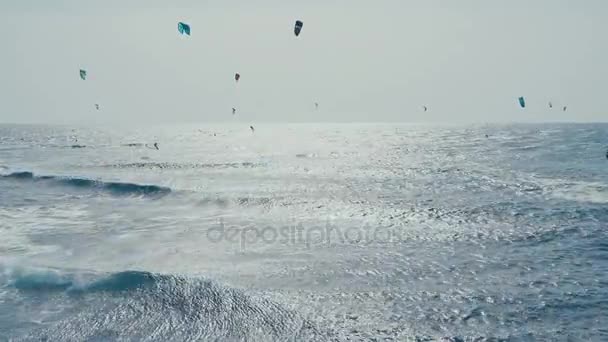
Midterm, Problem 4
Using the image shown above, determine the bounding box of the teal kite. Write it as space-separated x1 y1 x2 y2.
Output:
178 22 191 36
518 96 526 108
80 69 87 80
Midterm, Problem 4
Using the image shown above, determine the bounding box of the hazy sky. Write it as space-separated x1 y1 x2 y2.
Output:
1 0 606 124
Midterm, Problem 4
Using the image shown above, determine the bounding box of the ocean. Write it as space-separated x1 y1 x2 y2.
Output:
0 123 607 341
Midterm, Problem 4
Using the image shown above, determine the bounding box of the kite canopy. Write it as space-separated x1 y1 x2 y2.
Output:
294 20 303 36
80 69 87 80
178 22 191 36
518 96 526 108
235 73 240 82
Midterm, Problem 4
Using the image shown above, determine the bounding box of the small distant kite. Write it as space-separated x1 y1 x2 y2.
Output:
250 125 255 133
549 102 553 108
294 20 303 37
95 104 100 110
563 106 567 112
518 96 526 108
80 69 87 80
314 102 319 110
423 106 428 112
232 107 236 115
235 73 240 82
178 22 191 36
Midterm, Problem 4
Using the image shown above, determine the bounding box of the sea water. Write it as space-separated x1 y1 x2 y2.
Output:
0 123 607 341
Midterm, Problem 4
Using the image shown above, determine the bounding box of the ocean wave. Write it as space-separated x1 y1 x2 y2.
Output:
2 266 325 341
101 161 260 170
2 267 160 293
1 171 170 198
550 183 608 204
296 153 319 158
531 177 608 204
194 196 304 210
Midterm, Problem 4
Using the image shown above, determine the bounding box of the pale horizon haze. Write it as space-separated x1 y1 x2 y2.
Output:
1 0 606 124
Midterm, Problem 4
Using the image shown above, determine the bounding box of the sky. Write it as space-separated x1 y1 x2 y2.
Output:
0 0 606 124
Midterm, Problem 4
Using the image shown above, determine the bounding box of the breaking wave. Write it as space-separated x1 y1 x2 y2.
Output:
1 171 170 198
1 266 325 341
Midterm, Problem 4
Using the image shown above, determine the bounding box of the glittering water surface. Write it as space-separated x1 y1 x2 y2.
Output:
1 123 607 341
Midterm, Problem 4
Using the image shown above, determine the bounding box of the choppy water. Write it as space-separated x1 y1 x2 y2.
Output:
0 123 607 341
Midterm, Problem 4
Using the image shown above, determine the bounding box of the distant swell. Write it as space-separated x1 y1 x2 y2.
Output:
1 171 170 197
101 161 260 170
